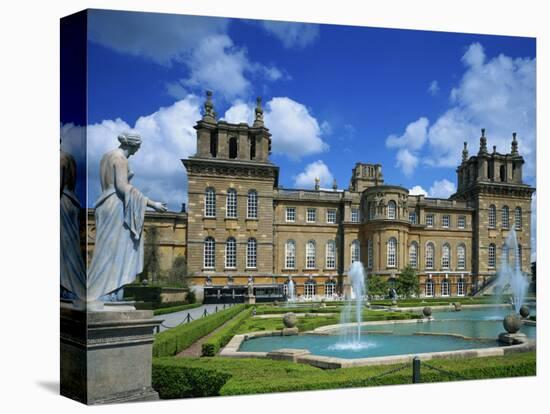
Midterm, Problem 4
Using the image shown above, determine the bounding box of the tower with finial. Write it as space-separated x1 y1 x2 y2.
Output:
253 96 264 128
511 132 519 156
332 178 338 191
478 128 488 155
314 177 320 191
203 90 216 123
462 142 469 163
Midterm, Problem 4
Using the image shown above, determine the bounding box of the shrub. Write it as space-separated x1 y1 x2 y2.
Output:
153 305 245 357
201 308 253 356
152 359 231 398
153 303 201 316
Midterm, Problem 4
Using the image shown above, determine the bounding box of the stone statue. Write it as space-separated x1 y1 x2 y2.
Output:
87 133 167 304
60 146 86 300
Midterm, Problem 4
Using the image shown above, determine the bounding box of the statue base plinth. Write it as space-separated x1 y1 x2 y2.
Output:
60 305 161 405
245 294 256 305
282 327 299 336
498 332 527 345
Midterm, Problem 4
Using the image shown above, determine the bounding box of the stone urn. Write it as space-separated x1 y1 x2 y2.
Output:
422 306 432 318
519 305 530 318
454 302 462 312
391 299 397 306
503 314 522 334
283 312 297 328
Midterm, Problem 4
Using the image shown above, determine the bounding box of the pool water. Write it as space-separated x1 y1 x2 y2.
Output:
238 306 535 359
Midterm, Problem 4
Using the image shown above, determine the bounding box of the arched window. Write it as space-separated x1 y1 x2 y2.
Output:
369 202 375 220
228 136 238 159
387 237 397 267
517 244 523 270
425 242 435 269
304 280 316 298
425 279 434 297
204 237 215 269
488 205 496 228
351 240 360 263
367 239 373 269
204 187 216 217
325 280 336 297
226 188 237 218
409 242 418 268
488 243 496 268
441 243 451 270
210 132 218 157
441 279 450 296
306 241 316 269
457 244 466 270
502 206 509 229
250 136 256 160
387 200 397 219
500 165 506 181
285 240 296 269
225 237 236 268
515 207 522 230
502 244 509 265
246 238 257 268
326 240 336 269
247 190 258 219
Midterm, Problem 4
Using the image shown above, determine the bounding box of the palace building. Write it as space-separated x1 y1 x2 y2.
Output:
87 91 535 303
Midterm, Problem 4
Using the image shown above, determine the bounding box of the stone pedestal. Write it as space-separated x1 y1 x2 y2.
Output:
60 305 161 405
244 294 256 305
498 332 527 345
282 327 299 336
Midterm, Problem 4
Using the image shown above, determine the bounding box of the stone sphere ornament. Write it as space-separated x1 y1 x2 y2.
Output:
283 312 297 328
454 302 462 311
423 306 432 317
519 305 530 318
503 314 522 334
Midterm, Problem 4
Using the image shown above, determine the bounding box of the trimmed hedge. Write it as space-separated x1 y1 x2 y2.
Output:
153 305 245 357
152 359 231 398
154 303 201 316
201 307 253 356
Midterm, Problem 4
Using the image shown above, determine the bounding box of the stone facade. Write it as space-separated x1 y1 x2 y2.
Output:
86 94 535 300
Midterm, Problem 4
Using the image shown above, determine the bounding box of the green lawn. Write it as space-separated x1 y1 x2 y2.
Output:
153 351 536 397
370 296 511 308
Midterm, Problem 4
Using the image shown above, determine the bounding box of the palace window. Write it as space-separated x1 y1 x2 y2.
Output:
488 243 496 268
409 242 418 268
326 240 336 269
425 242 435 269
502 206 509 229
204 188 216 218
387 200 397 219
225 237 236 269
502 245 509 264
351 240 360 263
246 238 257 268
442 215 450 228
489 205 496 228
304 281 316 298
369 203 375 220
458 215 466 229
306 240 316 269
457 279 465 296
387 238 397 268
457 244 466 270
285 240 296 269
515 207 522 230
204 237 215 269
286 207 296 222
228 136 238 159
441 279 450 297
425 280 434 297
327 209 337 224
426 214 434 228
409 211 417 224
351 208 360 223
441 243 451 270
226 189 237 218
307 208 317 223
325 281 336 297
247 190 258 219
367 239 373 269
517 244 523 270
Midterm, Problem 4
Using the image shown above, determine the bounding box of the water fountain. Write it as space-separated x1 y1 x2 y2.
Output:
496 228 528 313
287 277 295 302
335 261 368 349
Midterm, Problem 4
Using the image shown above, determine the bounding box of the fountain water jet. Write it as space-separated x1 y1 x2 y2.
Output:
287 278 295 302
336 261 369 349
496 228 528 313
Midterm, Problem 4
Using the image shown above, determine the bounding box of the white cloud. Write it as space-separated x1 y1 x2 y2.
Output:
63 95 202 211
462 42 485 68
386 117 429 151
293 160 334 188
260 21 320 49
409 185 428 196
395 149 419 177
428 80 440 96
223 97 329 160
429 179 456 198
88 10 228 65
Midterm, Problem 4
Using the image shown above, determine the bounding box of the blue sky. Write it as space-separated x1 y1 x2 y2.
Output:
62 9 536 212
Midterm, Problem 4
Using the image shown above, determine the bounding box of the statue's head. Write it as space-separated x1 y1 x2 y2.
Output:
118 133 142 155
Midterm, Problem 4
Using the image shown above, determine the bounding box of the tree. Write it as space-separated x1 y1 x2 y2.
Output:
367 274 389 298
396 265 420 298
141 227 161 283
